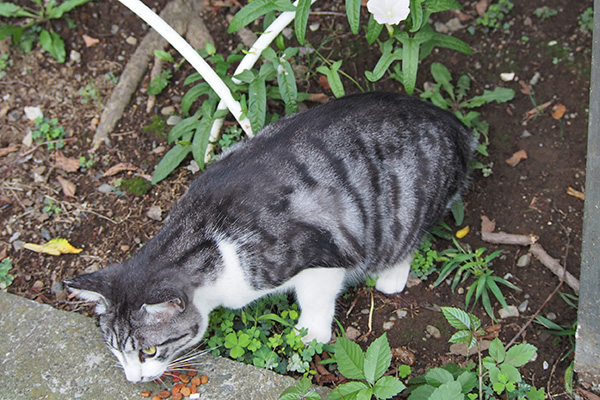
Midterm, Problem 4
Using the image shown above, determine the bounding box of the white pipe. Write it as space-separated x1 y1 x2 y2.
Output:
117 0 252 135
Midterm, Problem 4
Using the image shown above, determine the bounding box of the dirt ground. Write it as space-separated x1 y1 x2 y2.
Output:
0 0 592 398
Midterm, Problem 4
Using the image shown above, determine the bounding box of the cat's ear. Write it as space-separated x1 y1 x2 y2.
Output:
142 297 186 324
63 266 118 314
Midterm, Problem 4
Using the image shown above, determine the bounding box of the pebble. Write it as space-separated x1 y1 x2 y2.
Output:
530 71 541 85
126 36 138 46
446 18 464 32
24 106 43 121
518 300 529 313
70 50 81 63
51 281 63 294
425 325 442 339
167 115 182 126
97 184 115 194
360 308 370 315
546 312 557 321
84 263 102 274
517 254 531 267
13 240 25 251
8 232 20 243
500 72 515 81
396 309 408 319
147 205 162 221
161 105 176 115
543 361 549 370
499 305 520 319
345 326 361 340
111 25 119 35
383 321 395 331
521 130 532 138
309 22 320 31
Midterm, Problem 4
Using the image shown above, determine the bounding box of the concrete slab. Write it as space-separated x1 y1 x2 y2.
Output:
0 291 329 399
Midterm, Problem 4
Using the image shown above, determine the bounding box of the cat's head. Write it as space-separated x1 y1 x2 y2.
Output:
64 263 207 383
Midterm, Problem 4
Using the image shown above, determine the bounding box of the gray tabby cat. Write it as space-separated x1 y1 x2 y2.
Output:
65 92 475 383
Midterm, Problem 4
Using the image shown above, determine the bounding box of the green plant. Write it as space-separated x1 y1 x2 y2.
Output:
533 6 557 19
79 77 102 108
324 332 405 400
205 294 322 375
119 177 152 196
421 63 515 177
79 154 94 171
0 0 92 63
475 0 514 32
143 115 169 138
579 7 594 32
42 197 61 216
31 117 67 149
411 234 440 279
278 376 320 400
0 52 11 79
434 238 520 321
0 258 14 290
147 68 173 96
405 307 543 400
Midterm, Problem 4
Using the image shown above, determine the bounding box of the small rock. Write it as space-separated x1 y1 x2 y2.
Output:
121 245 130 252
543 361 549 370
13 240 25 251
84 263 102 274
309 22 320 31
360 308 370 314
446 18 464 32
500 72 515 82
32 280 44 291
518 300 529 313
345 326 361 340
517 254 531 267
125 36 138 46
97 184 115 194
111 25 120 34
433 21 449 34
282 27 293 39
406 275 421 288
546 312 557 321
499 305 520 319
69 50 81 63
51 281 64 294
167 115 182 126
161 105 176 115
425 325 442 339
530 71 541 85
383 321 395 331
24 106 43 121
457 287 464 295
8 232 20 243
396 309 408 319
147 205 162 221
521 130 532 138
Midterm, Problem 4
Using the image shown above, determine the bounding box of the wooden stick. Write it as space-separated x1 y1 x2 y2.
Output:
530 244 580 294
481 231 538 246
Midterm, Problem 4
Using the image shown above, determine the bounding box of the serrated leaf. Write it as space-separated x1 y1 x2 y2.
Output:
488 338 505 363
449 330 473 344
408 385 435 400
441 307 472 330
500 363 521 383
429 381 463 400
505 343 537 367
334 336 366 381
294 0 311 45
228 0 296 33
278 386 300 400
373 375 406 399
328 381 369 400
425 367 454 386
277 60 297 113
364 333 392 384
456 371 478 394
248 76 267 132
345 0 360 34
24 238 83 256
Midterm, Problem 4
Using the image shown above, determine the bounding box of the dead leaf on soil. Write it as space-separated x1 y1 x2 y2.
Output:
449 339 491 357
481 216 496 233
475 0 490 16
103 162 142 177
307 93 330 104
454 10 472 22
567 186 585 200
82 34 100 47
518 81 531 95
57 176 76 197
54 151 80 172
318 75 330 90
524 100 553 121
505 149 528 167
551 103 567 120
24 238 83 256
0 246 7 260
578 388 600 400
0 144 19 157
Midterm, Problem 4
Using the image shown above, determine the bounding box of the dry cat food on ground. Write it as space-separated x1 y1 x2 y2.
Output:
140 369 209 398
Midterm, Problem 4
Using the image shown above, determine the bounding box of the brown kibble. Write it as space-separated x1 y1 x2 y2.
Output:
151 395 161 400
141 391 152 398
172 383 184 394
191 376 201 386
158 390 171 399
180 386 191 397
172 394 183 400
190 384 197 394
187 370 197 377
200 374 208 384
179 374 190 383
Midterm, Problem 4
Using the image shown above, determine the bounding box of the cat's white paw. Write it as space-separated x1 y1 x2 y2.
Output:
375 257 412 294
296 320 332 344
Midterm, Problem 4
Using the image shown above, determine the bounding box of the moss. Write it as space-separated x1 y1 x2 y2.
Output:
120 177 152 196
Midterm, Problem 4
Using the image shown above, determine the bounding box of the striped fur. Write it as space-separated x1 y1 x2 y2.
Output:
65 92 475 382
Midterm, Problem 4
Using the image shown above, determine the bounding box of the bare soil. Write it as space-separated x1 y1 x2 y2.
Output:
0 0 592 398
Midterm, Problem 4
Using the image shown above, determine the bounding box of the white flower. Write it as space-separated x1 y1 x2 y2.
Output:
367 0 411 25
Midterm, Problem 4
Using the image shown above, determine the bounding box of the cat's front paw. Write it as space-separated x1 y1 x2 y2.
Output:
296 319 332 344
375 258 412 294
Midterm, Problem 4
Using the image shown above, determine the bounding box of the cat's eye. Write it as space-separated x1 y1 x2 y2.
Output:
140 346 157 357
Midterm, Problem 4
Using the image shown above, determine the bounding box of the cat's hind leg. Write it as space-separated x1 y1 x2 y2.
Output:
375 254 412 294
292 267 346 343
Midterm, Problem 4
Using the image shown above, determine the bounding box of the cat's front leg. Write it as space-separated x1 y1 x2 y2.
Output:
292 267 346 343
375 255 413 294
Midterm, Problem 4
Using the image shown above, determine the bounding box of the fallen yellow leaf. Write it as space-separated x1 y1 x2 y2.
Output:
24 238 82 256
456 226 470 239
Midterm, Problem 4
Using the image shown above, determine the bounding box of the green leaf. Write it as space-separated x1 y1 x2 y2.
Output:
249 76 267 132
191 114 213 170
450 198 464 225
364 333 392 384
366 14 383 45
448 330 473 344
0 2 35 17
500 363 521 383
463 87 515 108
398 35 420 95
334 336 366 381
39 29 66 63
505 343 537 367
48 0 90 19
151 142 191 184
345 0 361 34
409 0 424 32
431 62 454 100
373 375 406 399
424 0 462 13
408 385 435 400
429 32 472 55
429 381 464 400
456 371 478 394
316 60 345 98
257 313 295 328
228 0 296 33
365 40 402 82
277 60 298 113
486 275 510 310
488 338 505 363
425 367 454 386
154 49 174 62
294 0 311 45
441 307 472 331
328 381 369 400
168 113 200 143
181 82 212 115
278 386 301 400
